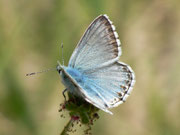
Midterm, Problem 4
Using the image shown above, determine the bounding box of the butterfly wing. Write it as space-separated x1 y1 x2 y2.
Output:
83 62 135 109
66 14 135 114
68 15 121 71
63 61 135 114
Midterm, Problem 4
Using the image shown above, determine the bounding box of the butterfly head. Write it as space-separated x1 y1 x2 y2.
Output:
56 61 63 74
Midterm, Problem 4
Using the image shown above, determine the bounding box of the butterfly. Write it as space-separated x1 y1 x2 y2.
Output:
57 14 135 114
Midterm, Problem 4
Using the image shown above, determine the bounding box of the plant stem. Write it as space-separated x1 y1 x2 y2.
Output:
60 119 74 135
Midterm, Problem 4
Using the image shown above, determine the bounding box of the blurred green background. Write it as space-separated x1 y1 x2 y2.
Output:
0 0 180 135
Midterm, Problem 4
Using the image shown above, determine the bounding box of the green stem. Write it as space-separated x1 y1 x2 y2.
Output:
60 119 74 135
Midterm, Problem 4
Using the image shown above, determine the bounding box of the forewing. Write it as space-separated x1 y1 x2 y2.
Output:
68 14 121 71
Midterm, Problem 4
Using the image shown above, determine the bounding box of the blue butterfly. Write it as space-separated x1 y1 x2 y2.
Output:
57 14 135 114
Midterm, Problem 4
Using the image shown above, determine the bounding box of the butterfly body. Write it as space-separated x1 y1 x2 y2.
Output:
59 66 86 97
57 15 135 114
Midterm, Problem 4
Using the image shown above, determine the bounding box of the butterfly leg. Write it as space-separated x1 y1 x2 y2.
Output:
62 88 68 101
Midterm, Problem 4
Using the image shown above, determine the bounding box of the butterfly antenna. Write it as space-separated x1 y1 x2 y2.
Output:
26 68 56 76
61 43 64 66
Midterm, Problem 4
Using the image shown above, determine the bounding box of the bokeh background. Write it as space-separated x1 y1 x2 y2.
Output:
0 0 180 135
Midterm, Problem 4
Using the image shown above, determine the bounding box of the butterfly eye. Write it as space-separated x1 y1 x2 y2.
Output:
56 65 61 73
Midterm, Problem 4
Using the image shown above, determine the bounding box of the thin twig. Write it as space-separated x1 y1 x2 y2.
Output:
60 118 74 135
